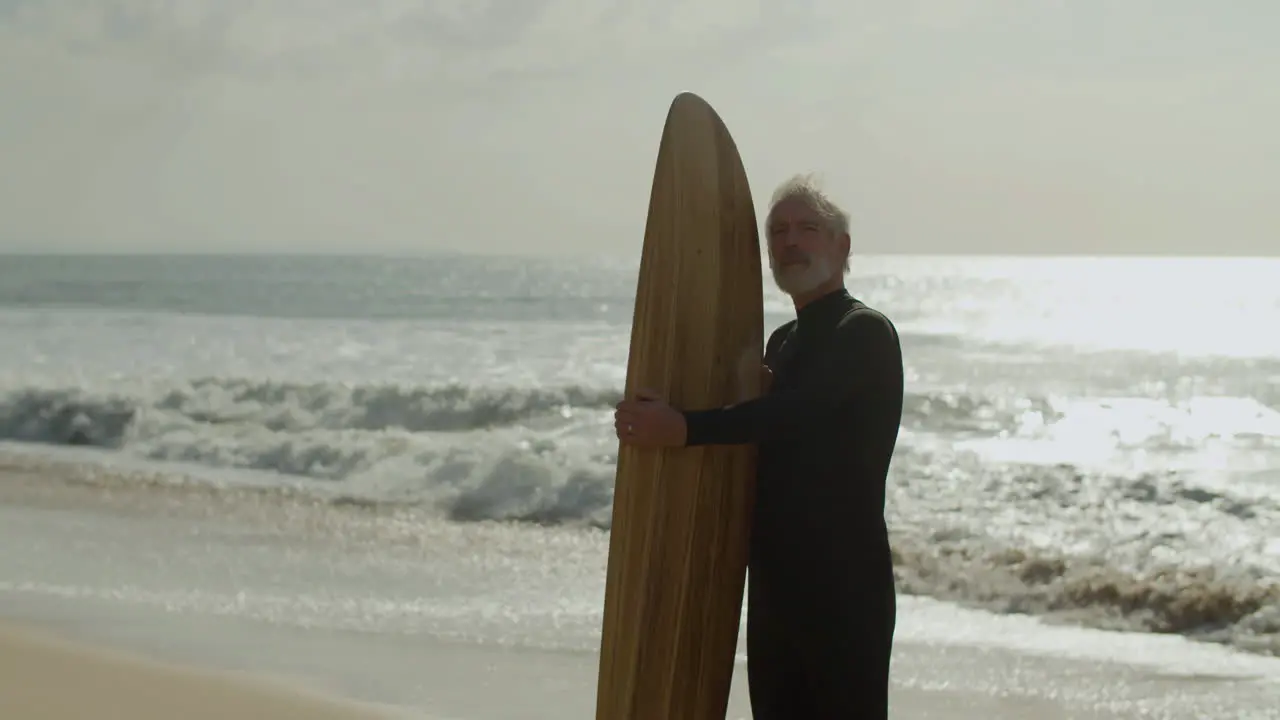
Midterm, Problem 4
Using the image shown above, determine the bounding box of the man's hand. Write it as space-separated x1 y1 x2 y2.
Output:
614 389 687 448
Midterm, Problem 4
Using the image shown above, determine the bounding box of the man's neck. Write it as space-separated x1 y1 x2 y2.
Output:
790 278 846 313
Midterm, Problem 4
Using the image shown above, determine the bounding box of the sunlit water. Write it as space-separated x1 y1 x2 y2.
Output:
1 253 1277 659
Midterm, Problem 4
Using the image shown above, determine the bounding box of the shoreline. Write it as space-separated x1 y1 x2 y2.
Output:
3 444 1276 663
3 456 1280 718
0 613 1120 720
5 603 1277 720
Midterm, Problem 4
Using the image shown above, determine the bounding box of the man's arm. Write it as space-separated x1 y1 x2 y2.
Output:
681 309 895 447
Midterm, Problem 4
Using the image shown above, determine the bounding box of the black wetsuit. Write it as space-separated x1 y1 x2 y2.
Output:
682 288 904 719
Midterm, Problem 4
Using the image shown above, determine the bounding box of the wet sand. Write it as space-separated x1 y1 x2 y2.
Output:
0 622 396 719
0 616 1121 720
2 456 1278 719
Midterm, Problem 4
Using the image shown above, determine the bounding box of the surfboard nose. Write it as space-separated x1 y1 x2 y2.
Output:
669 91 715 121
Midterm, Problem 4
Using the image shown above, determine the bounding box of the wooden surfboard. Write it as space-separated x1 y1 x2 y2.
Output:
595 92 764 720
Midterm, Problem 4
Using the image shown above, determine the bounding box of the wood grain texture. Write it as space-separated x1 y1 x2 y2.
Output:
595 92 764 720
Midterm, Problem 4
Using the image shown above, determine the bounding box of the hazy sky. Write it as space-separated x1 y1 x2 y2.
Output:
1 1 1276 256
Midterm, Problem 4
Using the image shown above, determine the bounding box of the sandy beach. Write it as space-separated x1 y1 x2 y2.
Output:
0 623 1147 720
3 453 1279 719
4 602 1278 720
0 616 1117 720
0 621 397 720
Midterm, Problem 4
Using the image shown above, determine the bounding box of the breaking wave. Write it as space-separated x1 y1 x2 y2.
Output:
1 376 1278 657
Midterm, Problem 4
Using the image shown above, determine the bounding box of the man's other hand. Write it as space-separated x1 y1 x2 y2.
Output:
614 389 687 448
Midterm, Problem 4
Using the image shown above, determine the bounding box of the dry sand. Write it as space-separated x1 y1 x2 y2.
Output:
0 622 397 720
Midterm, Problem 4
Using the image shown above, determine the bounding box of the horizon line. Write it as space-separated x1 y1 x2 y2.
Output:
2 250 1278 261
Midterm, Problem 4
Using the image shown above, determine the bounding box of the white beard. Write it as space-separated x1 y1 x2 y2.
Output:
770 253 836 296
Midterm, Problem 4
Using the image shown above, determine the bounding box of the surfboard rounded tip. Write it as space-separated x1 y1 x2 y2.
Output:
666 91 726 134
670 92 710 113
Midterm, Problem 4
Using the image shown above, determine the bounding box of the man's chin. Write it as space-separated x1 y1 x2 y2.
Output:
772 274 817 295
772 264 834 296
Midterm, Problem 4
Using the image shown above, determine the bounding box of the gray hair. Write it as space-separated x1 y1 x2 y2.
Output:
767 173 852 272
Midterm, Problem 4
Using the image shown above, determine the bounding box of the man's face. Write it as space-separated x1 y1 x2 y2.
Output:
765 196 844 296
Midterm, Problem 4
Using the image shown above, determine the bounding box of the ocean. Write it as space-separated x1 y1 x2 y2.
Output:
1 252 1278 669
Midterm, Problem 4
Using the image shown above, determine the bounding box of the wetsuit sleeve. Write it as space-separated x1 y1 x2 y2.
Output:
681 309 894 446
